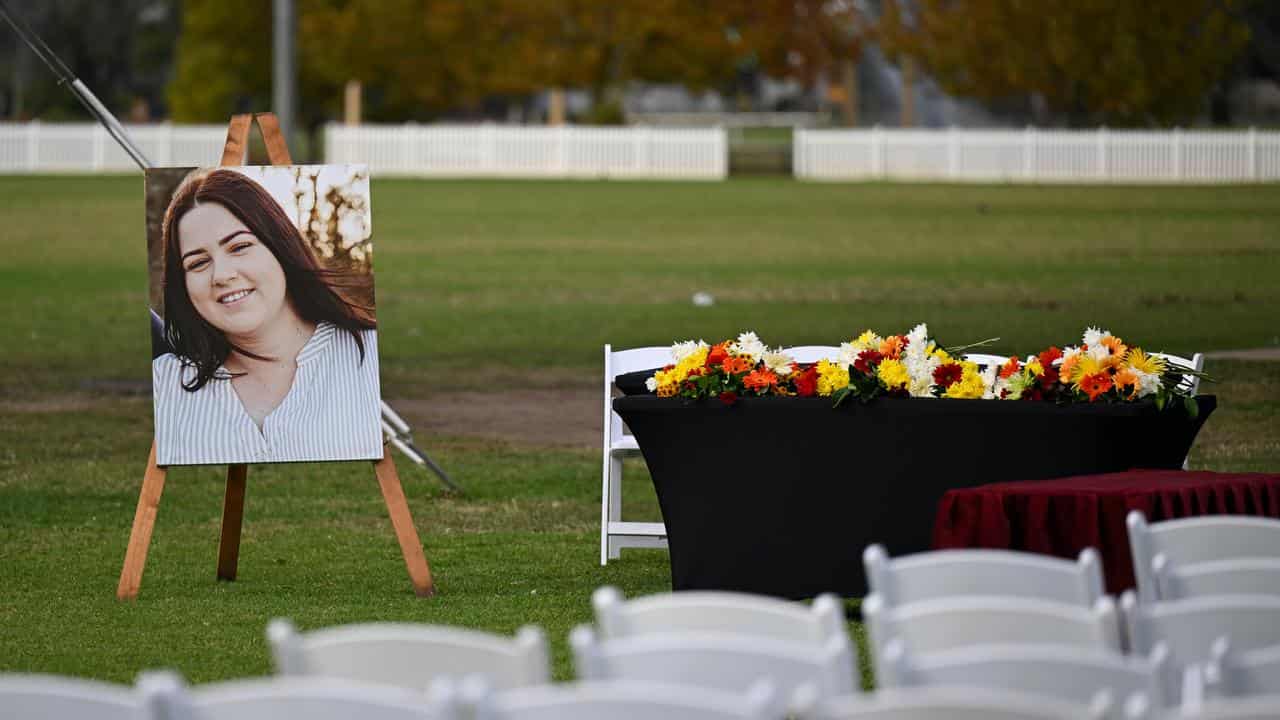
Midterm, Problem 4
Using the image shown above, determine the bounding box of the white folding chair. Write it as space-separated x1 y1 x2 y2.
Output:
876 638 1172 716
601 344 672 564
137 671 458 720
0 673 146 720
808 685 1117 720
592 585 846 646
570 624 856 713
784 345 840 364
1151 352 1205 397
863 544 1105 609
1122 592 1280 674
1127 513 1280 603
863 593 1123 679
1206 637 1280 699
462 679 778 720
1152 556 1280 602
1172 695 1280 720
268 619 550 691
963 353 1013 369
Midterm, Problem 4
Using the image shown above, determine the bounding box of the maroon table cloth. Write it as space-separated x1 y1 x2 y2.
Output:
933 470 1280 593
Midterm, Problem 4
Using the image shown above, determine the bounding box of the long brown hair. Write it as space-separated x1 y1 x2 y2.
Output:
160 169 375 392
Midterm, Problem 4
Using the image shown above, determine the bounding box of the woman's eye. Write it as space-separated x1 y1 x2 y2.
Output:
231 242 252 253
184 259 209 272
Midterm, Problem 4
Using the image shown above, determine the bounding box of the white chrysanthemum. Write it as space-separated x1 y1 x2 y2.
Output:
1135 370 1163 398
902 323 937 397
1088 343 1111 362
671 340 707 363
731 331 767 362
981 365 1000 399
1061 346 1082 364
836 342 860 369
1082 327 1108 348
762 349 795 376
645 376 658 392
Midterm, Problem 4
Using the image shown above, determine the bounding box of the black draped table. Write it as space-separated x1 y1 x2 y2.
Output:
933 469 1280 593
614 394 1215 599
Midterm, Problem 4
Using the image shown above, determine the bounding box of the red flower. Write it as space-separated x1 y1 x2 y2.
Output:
1079 372 1113 402
1038 346 1063 367
743 368 779 392
933 362 963 388
718 391 738 406
853 350 884 375
705 342 730 367
794 366 818 397
721 356 754 375
1038 365 1059 390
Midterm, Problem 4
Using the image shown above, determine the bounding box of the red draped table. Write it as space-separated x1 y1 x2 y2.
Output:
933 470 1280 592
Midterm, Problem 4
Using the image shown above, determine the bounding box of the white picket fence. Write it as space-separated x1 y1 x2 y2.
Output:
795 128 1280 183
0 122 229 173
325 123 728 180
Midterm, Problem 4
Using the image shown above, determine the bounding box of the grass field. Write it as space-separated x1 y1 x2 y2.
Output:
1 176 1278 686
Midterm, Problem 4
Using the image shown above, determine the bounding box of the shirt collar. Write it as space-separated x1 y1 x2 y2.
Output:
296 321 336 365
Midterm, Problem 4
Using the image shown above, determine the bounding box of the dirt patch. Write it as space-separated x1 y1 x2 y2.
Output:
391 386 602 449
1206 348 1280 361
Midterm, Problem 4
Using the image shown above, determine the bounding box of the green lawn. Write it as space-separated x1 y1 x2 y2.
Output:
0 176 1277 686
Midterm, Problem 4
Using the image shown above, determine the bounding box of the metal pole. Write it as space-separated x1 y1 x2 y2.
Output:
273 0 296 153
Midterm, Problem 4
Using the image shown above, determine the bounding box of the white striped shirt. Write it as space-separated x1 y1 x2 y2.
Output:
152 322 383 466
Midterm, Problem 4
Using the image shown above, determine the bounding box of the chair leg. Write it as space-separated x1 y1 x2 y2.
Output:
117 441 167 601
373 447 435 597
607 455 624 560
216 464 248 581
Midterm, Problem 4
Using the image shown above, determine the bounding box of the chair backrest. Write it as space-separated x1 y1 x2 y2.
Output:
1127 512 1280 602
1206 636 1280 699
962 353 1013 369
1151 352 1205 396
138 671 458 720
876 639 1172 712
463 679 777 720
863 594 1123 675
863 544 1105 609
810 686 1116 720
1153 556 1280 602
268 619 550 691
783 345 840 364
0 673 145 720
1122 592 1280 672
570 624 856 712
604 345 672 445
591 586 846 646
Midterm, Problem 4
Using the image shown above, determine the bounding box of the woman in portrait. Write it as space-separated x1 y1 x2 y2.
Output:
152 168 383 465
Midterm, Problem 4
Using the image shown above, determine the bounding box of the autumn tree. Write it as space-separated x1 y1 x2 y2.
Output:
878 0 1253 126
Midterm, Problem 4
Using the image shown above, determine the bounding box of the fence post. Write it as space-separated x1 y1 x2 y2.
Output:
793 128 804 178
1098 126 1109 181
872 126 885 179
1172 127 1182 181
26 121 39 172
633 125 647 176
556 125 568 176
1023 126 1035 180
947 126 959 179
1248 127 1258 181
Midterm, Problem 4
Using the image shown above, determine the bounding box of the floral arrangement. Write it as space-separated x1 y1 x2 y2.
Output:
645 326 1204 415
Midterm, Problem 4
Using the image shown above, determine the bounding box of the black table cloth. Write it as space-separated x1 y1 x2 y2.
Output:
933 469 1280 592
614 394 1215 599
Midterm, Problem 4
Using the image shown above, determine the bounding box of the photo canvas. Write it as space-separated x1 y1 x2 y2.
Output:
144 165 381 465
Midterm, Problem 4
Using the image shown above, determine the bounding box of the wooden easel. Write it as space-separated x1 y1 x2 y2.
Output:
116 113 434 601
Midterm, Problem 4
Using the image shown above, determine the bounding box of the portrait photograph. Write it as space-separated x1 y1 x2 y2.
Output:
144 164 382 466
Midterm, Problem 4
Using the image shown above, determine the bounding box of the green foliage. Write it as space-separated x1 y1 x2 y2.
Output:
880 0 1254 126
167 1 271 122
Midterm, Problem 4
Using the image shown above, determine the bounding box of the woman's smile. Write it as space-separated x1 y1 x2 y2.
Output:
217 288 255 305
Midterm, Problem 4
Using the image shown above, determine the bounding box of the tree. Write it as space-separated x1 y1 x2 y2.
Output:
879 0 1253 126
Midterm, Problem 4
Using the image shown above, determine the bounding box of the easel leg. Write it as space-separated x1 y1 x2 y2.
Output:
117 441 167 601
217 464 248 581
374 446 435 597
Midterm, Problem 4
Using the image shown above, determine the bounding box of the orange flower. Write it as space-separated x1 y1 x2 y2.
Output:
722 356 754 375
743 368 779 391
998 357 1021 379
1079 372 1113 402
1113 367 1139 398
1059 354 1081 383
1101 335 1127 358
705 342 730 367
879 335 907 360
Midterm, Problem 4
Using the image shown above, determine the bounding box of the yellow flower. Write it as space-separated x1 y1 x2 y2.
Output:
1126 347 1166 375
1026 359 1044 376
815 359 850 397
944 366 986 399
1068 354 1104 385
931 347 952 363
670 346 708 384
852 329 882 350
877 359 910 389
